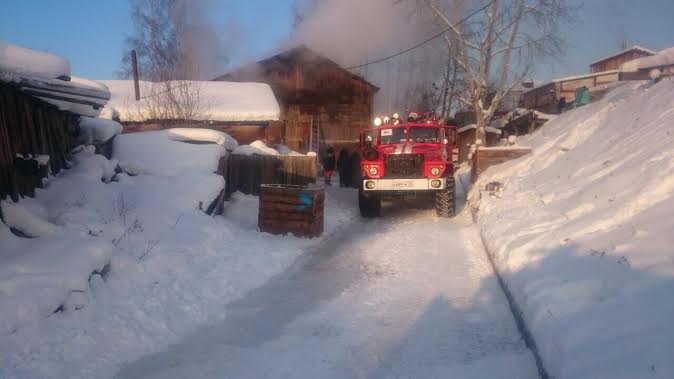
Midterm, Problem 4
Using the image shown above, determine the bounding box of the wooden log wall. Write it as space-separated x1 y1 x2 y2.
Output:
258 184 324 238
472 147 532 181
225 154 317 198
0 83 79 201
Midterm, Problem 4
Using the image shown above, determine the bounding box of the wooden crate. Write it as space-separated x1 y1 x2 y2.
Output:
258 184 324 238
472 147 532 181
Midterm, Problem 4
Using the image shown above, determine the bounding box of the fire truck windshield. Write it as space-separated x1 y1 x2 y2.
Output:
378 128 407 144
408 127 440 143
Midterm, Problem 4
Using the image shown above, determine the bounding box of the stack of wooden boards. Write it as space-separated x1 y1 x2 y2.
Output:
258 184 324 238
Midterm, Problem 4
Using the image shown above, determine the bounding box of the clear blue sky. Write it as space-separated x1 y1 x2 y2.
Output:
1 0 673 82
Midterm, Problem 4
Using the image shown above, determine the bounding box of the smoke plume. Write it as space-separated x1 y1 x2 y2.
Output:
289 0 451 113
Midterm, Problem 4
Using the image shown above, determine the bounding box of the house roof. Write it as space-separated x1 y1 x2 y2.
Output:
1 41 110 117
590 45 655 66
457 124 502 135
98 80 280 123
215 45 380 92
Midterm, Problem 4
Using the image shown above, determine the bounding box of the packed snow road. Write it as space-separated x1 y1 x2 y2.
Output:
116 188 538 379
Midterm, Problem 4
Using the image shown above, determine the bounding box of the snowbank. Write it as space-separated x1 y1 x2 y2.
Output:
233 140 281 156
470 79 674 378
0 40 70 79
166 128 238 151
99 80 280 122
79 117 123 144
0 131 357 378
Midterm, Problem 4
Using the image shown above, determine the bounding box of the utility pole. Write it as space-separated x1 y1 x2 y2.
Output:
131 49 140 101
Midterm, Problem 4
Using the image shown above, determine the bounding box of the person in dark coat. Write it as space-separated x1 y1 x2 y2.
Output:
557 96 567 114
322 147 336 186
337 149 351 187
349 151 362 188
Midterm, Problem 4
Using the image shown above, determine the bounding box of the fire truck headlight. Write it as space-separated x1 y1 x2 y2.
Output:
365 181 376 190
374 117 383 126
431 167 440 176
369 166 379 176
430 179 442 189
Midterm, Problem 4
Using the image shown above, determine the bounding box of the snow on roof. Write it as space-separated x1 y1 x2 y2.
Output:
0 42 111 117
621 46 674 72
0 40 70 80
99 80 280 123
458 124 502 135
590 45 656 66
553 70 621 83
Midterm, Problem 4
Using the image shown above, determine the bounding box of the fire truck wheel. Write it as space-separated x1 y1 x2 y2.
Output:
435 177 456 217
359 188 381 218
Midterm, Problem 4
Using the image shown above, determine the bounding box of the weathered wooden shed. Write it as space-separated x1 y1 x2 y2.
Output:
456 125 502 163
590 46 655 73
215 46 379 154
522 70 649 114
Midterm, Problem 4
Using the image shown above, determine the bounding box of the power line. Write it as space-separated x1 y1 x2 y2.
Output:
345 0 496 70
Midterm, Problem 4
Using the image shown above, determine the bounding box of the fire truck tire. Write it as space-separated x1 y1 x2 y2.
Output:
359 188 381 218
435 177 456 217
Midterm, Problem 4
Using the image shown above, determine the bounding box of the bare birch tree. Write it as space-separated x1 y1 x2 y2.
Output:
118 0 224 122
420 0 573 143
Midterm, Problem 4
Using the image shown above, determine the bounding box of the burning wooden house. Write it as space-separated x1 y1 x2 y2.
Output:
215 45 379 154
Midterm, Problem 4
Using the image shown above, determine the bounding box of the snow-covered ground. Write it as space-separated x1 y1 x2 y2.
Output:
471 78 674 378
0 131 354 378
115 190 538 379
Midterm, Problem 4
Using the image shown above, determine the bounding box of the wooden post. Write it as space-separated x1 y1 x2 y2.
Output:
131 50 140 101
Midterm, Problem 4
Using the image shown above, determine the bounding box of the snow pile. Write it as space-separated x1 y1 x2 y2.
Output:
274 144 303 156
233 140 281 156
79 116 123 144
470 79 674 378
0 149 118 334
0 133 358 378
622 46 674 72
0 40 70 79
166 128 238 151
99 80 280 122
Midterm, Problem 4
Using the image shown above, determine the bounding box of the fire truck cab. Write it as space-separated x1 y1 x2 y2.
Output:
358 115 457 218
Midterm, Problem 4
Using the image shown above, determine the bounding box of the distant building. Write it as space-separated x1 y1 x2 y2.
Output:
216 46 379 154
590 45 655 73
621 46 674 78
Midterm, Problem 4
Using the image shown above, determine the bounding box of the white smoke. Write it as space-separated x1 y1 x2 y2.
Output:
288 0 451 113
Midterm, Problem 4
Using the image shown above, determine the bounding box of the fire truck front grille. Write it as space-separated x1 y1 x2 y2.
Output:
384 154 424 178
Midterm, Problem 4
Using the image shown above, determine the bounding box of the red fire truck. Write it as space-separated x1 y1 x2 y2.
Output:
358 114 457 218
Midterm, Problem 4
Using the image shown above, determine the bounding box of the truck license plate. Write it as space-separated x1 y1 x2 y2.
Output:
391 180 414 188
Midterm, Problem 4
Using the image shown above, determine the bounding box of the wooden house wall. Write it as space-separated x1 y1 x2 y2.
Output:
0 82 79 201
591 50 654 73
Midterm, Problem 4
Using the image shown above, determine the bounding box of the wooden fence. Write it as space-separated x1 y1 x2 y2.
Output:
472 147 532 181
225 154 317 198
0 83 79 201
